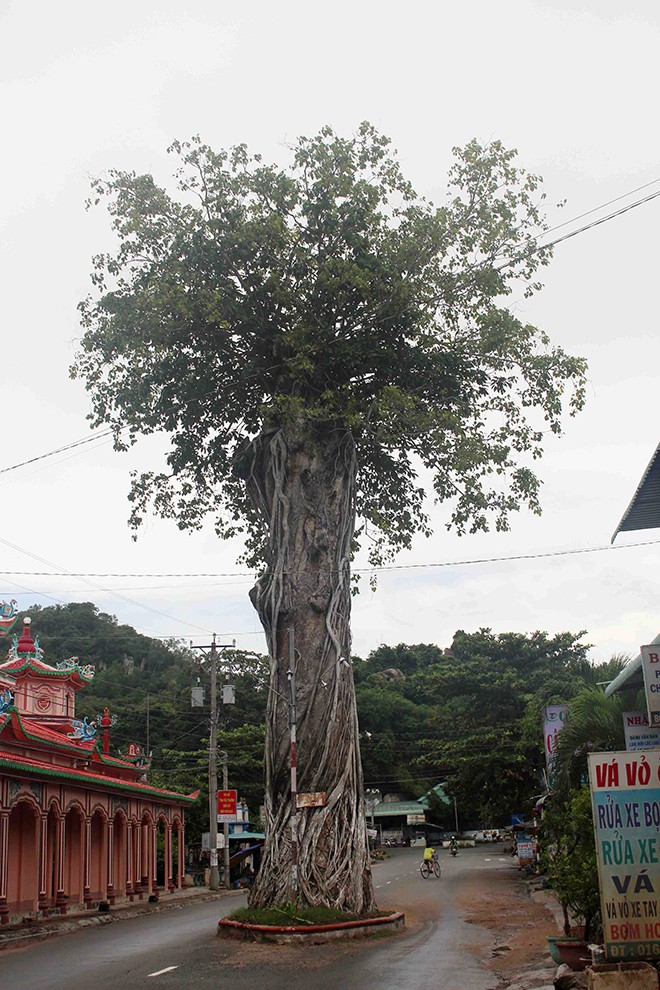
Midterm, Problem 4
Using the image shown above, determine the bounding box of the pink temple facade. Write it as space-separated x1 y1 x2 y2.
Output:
0 616 197 924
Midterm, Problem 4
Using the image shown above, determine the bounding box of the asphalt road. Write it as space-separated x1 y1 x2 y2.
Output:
4 846 512 990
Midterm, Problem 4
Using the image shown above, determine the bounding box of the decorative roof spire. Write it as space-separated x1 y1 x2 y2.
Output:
17 617 35 655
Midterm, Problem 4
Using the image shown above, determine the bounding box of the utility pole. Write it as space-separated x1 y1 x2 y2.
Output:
219 749 231 890
191 633 234 891
286 627 298 897
453 795 460 834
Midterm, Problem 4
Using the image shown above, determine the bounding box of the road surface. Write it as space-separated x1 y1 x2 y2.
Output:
4 846 529 990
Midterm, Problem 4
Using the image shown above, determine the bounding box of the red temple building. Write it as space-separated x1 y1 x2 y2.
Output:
0 615 197 924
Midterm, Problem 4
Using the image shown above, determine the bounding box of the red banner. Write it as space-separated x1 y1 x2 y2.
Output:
217 789 237 819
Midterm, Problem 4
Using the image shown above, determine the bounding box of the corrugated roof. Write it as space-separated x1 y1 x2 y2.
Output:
612 442 660 542
604 630 660 696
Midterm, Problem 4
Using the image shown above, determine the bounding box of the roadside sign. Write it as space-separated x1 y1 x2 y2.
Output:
297 792 327 808
217 789 238 821
589 749 660 961
623 711 660 751
543 705 568 785
641 646 660 727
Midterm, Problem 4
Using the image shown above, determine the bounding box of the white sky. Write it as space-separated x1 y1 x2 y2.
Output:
0 0 658 664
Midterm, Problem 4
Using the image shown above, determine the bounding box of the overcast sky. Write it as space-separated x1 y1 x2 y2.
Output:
1 0 658 664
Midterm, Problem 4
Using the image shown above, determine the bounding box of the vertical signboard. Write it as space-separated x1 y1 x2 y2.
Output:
588 750 660 962
543 705 568 785
217 789 238 822
641 646 660 728
623 711 660 752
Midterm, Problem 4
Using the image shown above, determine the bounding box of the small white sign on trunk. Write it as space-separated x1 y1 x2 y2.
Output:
296 791 327 808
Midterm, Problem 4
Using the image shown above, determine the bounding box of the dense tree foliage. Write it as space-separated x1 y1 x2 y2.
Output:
356 630 622 825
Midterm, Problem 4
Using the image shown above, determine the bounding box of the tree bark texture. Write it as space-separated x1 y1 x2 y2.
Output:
241 425 375 912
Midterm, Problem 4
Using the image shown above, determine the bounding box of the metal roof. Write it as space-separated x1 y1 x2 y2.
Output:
612 442 660 543
605 631 660 696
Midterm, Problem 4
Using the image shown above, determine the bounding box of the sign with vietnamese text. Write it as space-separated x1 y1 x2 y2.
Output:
217 789 238 822
641 646 660 728
543 705 568 785
623 711 660 752
588 750 660 961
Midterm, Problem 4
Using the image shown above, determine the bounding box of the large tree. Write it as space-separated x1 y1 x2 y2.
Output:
73 124 586 911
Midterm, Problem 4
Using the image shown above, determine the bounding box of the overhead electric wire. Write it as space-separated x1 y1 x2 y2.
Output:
1 535 658 582
0 537 214 637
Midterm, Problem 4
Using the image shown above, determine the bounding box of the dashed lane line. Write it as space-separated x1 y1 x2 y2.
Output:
148 967 179 978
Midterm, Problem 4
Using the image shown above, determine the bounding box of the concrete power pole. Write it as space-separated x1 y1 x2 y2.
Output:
220 749 231 888
191 633 234 892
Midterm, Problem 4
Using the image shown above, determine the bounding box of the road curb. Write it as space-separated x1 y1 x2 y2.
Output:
218 911 406 944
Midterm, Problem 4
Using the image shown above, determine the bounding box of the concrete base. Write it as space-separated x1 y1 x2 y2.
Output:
587 962 657 990
218 911 405 944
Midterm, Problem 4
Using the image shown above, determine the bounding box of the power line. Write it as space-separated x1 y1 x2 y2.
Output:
0 430 116 476
0 535 658 581
0 537 214 637
538 174 660 240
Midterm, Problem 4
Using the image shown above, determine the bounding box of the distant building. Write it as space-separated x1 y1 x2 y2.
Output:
0 615 197 924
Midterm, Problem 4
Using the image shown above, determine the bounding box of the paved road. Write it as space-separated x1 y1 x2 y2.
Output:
4 846 512 990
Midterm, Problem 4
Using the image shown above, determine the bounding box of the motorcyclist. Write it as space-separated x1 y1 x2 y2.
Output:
449 836 458 855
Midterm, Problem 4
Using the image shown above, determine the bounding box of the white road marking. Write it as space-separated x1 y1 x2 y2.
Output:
484 858 491 862
386 880 392 884
375 884 381 889
148 966 179 978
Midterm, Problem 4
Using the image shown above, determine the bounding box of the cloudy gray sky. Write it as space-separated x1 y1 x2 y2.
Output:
1 0 658 662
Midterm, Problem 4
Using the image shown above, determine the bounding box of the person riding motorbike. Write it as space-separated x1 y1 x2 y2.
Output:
449 836 458 857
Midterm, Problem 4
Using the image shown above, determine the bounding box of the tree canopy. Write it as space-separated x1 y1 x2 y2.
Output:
74 123 586 566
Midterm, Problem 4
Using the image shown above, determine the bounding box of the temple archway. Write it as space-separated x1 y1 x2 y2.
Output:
112 811 127 898
65 805 84 906
7 800 38 916
89 809 107 903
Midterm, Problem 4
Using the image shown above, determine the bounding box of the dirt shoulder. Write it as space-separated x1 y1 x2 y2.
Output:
455 861 558 986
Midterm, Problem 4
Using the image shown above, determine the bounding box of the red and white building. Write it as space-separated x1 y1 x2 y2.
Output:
0 616 197 924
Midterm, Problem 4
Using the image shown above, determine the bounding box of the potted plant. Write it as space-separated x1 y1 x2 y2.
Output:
540 787 601 969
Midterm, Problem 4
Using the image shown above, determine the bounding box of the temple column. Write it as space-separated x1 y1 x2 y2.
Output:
37 813 49 915
134 821 143 899
126 820 134 901
0 812 9 924
166 822 174 893
106 819 115 905
177 823 184 890
83 816 92 908
151 822 158 897
141 821 149 893
55 814 67 914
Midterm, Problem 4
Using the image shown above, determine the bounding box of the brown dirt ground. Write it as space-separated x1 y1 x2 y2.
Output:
456 865 557 983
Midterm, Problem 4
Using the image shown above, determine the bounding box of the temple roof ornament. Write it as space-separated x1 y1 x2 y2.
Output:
0 600 19 639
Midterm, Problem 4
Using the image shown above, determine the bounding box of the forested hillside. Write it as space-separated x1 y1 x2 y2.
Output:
9 603 626 836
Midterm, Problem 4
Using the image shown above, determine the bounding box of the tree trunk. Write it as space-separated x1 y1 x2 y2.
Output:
238 423 375 913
